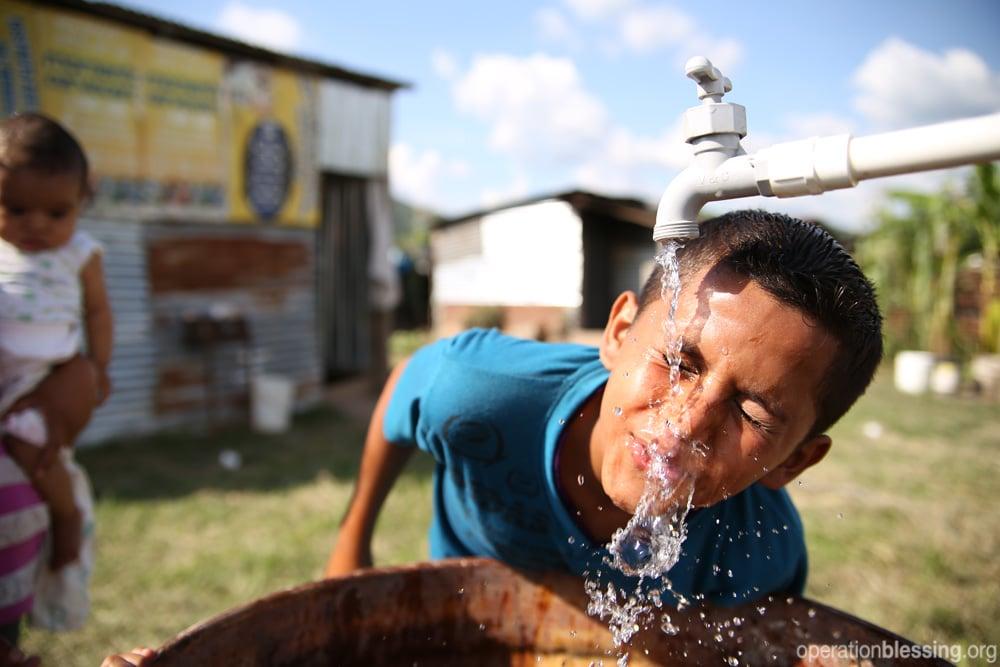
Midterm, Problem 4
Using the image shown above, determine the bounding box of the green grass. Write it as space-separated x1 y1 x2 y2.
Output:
20 408 435 665
19 371 1000 665
793 373 1000 661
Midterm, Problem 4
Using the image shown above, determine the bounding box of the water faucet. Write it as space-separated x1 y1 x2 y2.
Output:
653 57 1000 242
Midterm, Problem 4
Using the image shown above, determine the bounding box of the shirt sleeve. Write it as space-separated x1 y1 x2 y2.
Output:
382 338 448 448
69 231 104 272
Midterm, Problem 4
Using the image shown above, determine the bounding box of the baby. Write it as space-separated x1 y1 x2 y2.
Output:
0 112 112 570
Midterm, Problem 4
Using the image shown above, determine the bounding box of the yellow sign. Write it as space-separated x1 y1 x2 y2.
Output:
0 0 318 225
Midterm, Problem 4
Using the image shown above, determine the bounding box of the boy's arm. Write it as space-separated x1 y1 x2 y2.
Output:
325 358 415 578
80 252 113 404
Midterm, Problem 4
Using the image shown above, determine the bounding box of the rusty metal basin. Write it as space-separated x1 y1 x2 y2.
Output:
148 558 948 666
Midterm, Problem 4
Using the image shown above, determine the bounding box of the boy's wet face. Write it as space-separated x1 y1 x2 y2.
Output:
0 168 84 252
595 262 837 514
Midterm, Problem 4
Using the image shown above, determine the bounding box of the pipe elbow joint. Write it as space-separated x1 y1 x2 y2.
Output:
653 167 705 242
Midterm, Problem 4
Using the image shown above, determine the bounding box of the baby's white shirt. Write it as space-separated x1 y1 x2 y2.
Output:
0 230 102 361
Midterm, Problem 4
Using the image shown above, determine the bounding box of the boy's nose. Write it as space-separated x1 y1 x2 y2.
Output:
654 389 726 450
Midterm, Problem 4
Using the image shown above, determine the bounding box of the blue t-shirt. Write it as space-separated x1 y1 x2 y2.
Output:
383 328 807 605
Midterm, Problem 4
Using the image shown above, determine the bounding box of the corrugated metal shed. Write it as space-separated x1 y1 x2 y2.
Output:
77 217 156 444
79 218 322 445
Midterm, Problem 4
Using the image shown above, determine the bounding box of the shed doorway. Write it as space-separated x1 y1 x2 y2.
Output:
317 174 371 380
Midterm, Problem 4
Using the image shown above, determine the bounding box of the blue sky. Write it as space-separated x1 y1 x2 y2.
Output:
118 0 1000 230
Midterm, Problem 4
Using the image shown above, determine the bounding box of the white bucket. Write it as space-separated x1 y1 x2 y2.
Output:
893 350 935 395
251 374 295 434
930 360 961 395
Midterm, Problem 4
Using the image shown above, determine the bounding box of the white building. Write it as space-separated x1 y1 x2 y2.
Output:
431 191 658 339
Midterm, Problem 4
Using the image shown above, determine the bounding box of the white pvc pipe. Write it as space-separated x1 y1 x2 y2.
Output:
849 113 1000 181
654 112 1000 241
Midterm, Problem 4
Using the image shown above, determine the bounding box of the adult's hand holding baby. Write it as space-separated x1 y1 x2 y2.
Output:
0 639 40 667
1 355 99 476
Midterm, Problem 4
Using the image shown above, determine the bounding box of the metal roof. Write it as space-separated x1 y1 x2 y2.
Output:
437 190 656 230
34 0 409 91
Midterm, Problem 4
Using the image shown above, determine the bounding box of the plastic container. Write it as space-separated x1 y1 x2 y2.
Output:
930 360 961 395
250 374 295 434
147 558 944 666
894 350 935 395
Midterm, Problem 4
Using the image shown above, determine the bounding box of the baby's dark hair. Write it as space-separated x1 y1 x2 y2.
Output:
637 209 883 439
0 112 90 194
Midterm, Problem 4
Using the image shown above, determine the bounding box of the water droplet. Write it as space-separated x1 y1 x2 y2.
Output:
714 633 724 643
613 406 623 417
757 606 766 615
837 513 844 519
577 474 585 486
727 569 733 578
727 657 739 666
559 418 566 425
568 536 576 545
807 608 816 618
479 623 486 631
457 587 464 595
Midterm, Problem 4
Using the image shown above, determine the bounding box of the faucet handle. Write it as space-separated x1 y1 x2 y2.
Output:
685 56 732 103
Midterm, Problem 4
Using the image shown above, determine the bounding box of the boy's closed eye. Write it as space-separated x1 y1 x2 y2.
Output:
736 398 774 432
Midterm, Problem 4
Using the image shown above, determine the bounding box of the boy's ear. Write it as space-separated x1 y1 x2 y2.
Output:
599 291 639 369
759 435 831 490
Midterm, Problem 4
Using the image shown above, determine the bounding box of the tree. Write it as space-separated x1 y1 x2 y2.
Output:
856 163 999 358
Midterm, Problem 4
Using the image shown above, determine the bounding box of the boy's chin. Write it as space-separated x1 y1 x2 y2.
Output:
604 476 700 516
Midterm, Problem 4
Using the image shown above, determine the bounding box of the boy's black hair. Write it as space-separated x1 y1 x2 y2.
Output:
0 112 90 194
637 209 883 439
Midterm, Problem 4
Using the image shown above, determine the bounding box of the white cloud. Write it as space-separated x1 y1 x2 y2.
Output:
480 172 530 209
574 121 690 202
558 1 743 71
431 48 459 80
619 5 694 52
562 0 633 20
453 53 609 162
785 113 855 138
853 38 1000 129
448 52 692 206
216 1 301 51
677 35 743 74
389 143 470 210
535 8 580 49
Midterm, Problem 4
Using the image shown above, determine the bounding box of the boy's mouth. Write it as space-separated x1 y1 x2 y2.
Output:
626 433 688 483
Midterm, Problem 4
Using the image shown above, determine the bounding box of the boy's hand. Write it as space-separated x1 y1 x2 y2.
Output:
324 530 373 578
100 648 156 667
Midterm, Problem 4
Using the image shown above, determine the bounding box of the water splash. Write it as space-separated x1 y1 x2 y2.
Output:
585 241 700 659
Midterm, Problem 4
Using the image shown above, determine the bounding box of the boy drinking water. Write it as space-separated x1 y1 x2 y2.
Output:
326 210 882 608
0 113 111 586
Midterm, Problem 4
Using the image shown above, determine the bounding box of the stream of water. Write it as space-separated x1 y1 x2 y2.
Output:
584 240 711 664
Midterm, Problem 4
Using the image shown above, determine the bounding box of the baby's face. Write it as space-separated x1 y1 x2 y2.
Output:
594 263 838 514
0 168 84 252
